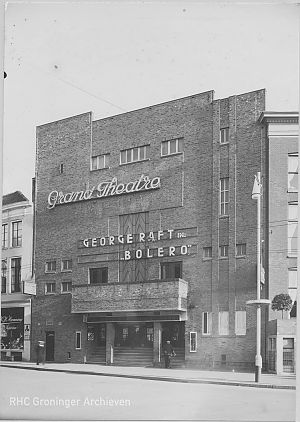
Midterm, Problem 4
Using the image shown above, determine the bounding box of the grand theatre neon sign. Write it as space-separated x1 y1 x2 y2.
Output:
47 174 160 209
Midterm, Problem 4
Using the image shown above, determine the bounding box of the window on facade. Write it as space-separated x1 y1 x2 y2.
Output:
61 281 72 293
120 145 149 165
161 262 182 279
1 259 7 293
288 221 298 257
59 163 64 174
203 247 212 259
89 267 108 284
236 243 246 257
11 221 22 248
45 261 57 273
220 128 229 144
2 224 8 249
161 138 183 156
91 154 110 170
75 331 81 349
220 178 229 215
235 310 246 335
288 154 298 192
219 245 229 258
288 268 297 305
218 311 229 335
45 282 56 294
202 312 212 335
189 332 197 352
61 259 72 272
11 258 21 293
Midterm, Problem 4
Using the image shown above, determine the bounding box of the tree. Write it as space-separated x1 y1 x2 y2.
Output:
271 294 293 319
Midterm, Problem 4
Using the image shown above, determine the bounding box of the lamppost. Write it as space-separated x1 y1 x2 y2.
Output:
247 172 270 382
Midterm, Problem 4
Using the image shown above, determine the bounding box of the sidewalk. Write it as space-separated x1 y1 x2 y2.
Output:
0 361 296 390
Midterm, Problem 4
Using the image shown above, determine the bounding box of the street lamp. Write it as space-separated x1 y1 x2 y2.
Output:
247 172 270 382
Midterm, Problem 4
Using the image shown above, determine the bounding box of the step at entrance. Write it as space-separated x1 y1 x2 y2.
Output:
86 347 106 364
113 347 153 367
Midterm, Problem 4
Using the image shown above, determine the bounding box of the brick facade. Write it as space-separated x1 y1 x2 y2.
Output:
32 89 267 369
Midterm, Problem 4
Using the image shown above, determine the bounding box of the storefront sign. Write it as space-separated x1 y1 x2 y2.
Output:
1 308 24 350
120 245 192 260
24 324 31 341
47 174 161 209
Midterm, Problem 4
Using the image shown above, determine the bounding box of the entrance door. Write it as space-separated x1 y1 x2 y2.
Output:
45 331 55 361
161 322 185 347
115 323 153 348
283 338 294 373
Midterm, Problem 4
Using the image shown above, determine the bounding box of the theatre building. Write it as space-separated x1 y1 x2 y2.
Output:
32 89 268 368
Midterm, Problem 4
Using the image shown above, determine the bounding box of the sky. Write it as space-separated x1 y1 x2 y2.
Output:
2 1 299 200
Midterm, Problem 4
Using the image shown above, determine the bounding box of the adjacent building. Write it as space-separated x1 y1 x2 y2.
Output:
1 191 35 361
32 89 270 369
260 112 298 374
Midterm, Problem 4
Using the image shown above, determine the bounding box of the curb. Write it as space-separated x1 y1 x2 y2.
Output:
0 364 295 390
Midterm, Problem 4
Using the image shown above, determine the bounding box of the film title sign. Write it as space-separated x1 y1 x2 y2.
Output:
80 228 197 260
47 174 160 209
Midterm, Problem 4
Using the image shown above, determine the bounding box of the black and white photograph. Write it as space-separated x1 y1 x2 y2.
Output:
0 1 298 421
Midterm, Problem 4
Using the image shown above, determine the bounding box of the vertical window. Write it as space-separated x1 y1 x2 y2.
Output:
45 261 57 273
202 312 212 335
1 259 7 293
61 259 72 272
219 245 229 258
2 224 8 249
236 243 246 257
89 267 108 284
288 222 298 257
12 221 22 248
59 163 64 174
218 311 229 335
75 332 82 350
288 268 297 305
189 332 197 352
45 282 56 294
220 178 229 215
120 145 149 165
235 311 246 335
220 128 229 144
161 262 182 279
288 154 298 192
91 154 110 170
11 258 21 293
61 281 72 293
161 138 183 156
203 247 212 259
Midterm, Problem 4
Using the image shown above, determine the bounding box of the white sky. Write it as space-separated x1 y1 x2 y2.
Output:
3 1 299 200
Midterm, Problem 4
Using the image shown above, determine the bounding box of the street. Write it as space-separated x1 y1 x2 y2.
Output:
0 367 296 421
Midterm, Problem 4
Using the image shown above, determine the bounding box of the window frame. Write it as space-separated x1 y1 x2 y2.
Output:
91 153 110 171
11 257 21 293
287 153 298 193
219 245 229 259
1 259 7 294
119 145 150 165
218 311 229 335
160 261 182 279
161 138 183 157
75 331 82 350
220 178 229 216
61 259 72 272
203 247 212 260
61 281 72 294
45 260 57 273
89 267 108 284
2 224 8 249
236 243 246 257
45 282 56 294
189 331 197 352
11 221 22 248
220 127 229 144
202 312 212 335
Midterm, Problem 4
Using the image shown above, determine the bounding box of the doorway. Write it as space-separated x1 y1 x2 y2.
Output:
45 331 55 361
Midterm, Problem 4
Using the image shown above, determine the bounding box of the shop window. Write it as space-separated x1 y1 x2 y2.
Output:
11 221 22 248
75 332 81 350
2 224 8 249
288 153 298 192
61 281 72 293
202 312 212 335
120 145 149 165
235 310 246 335
45 260 57 273
220 127 229 144
236 243 246 257
1 260 7 294
161 138 183 157
218 311 229 335
161 262 182 279
91 154 110 170
219 245 229 258
89 267 108 284
220 178 229 216
45 282 56 294
61 259 72 272
1 307 24 350
189 332 197 352
11 258 21 293
203 247 212 259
